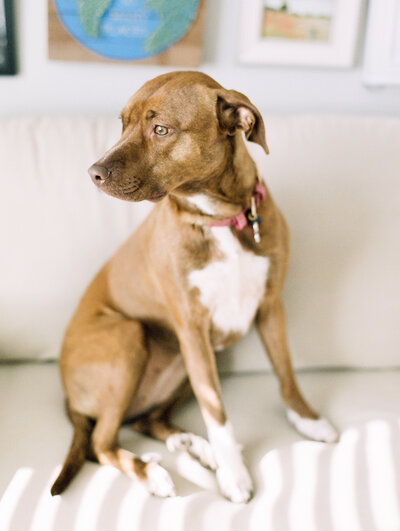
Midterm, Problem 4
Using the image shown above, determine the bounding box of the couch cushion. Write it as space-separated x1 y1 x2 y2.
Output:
1 363 400 530
0 116 152 360
0 115 399 368
224 115 400 370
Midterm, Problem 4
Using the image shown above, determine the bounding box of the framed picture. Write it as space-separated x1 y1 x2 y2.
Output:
0 0 16 75
48 0 206 67
238 0 363 68
363 0 400 86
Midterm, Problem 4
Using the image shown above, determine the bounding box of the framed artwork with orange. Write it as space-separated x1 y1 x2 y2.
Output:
239 0 363 68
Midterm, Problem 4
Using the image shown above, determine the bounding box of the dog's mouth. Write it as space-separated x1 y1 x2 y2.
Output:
101 183 167 203
148 191 167 203
89 165 168 203
101 181 141 201
120 183 167 202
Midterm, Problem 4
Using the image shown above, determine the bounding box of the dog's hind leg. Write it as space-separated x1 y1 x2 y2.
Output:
85 320 176 497
133 381 217 470
53 318 176 497
256 295 339 443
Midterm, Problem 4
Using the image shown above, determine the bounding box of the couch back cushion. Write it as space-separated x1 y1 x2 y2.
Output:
0 116 151 360
1 115 399 369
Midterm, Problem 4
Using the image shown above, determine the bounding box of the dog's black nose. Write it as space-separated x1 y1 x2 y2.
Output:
88 164 110 185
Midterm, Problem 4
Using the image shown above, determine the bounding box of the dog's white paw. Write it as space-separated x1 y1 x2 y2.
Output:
217 464 253 503
207 421 253 503
287 409 339 443
166 432 217 470
216 462 254 503
143 462 176 498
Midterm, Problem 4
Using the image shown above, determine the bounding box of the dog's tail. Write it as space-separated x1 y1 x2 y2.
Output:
51 408 94 496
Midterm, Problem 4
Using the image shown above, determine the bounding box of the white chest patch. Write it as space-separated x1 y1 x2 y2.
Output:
187 195 269 339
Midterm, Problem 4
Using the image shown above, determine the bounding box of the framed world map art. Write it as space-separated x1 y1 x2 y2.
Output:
48 0 206 66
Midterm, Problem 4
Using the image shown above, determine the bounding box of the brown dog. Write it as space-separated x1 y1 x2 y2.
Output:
51 71 338 503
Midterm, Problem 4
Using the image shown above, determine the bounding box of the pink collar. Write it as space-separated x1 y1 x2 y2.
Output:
207 182 266 230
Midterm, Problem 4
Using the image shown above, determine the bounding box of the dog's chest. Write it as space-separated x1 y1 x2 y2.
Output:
188 226 269 348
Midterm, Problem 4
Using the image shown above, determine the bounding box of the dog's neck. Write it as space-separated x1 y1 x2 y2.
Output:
169 134 260 223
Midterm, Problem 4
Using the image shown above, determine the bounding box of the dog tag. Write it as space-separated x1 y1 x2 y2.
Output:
248 216 261 243
247 197 261 243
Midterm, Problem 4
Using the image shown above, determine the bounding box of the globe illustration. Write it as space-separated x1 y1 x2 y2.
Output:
54 0 200 61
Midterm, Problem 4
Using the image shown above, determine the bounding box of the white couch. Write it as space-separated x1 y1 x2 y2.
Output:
1 114 400 531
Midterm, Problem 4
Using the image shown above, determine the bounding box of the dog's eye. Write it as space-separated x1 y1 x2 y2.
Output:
154 125 169 136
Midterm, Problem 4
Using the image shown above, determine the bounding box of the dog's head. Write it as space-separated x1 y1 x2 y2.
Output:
89 71 268 202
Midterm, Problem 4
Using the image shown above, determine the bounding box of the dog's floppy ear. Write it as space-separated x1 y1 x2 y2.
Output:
216 89 269 154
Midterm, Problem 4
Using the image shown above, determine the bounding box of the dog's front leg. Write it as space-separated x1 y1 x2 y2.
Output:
257 295 339 442
177 321 254 503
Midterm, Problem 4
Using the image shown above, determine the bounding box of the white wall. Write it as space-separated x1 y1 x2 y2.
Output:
1 0 400 117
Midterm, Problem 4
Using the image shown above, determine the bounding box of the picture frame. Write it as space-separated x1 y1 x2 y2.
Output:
363 0 400 86
0 0 16 75
48 0 206 67
238 0 363 68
